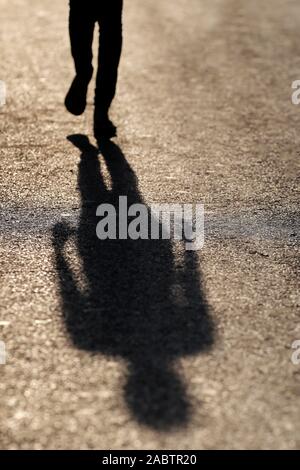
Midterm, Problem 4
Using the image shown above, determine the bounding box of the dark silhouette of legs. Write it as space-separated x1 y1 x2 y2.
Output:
65 0 123 139
65 1 95 115
95 1 123 114
69 2 95 81
94 1 123 140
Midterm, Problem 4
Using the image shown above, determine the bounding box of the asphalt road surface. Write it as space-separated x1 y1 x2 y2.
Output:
0 0 300 450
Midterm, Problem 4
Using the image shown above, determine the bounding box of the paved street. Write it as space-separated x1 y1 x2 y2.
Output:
0 0 300 449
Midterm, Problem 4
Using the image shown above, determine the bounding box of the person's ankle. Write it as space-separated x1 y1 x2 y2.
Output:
94 107 109 122
76 66 93 84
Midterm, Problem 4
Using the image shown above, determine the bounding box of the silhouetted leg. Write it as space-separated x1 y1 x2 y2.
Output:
94 0 123 139
69 0 95 80
65 0 95 115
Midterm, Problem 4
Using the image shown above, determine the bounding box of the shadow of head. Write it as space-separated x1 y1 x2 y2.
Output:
52 134 214 430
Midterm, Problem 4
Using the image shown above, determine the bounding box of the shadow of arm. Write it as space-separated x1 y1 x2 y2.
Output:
52 222 86 314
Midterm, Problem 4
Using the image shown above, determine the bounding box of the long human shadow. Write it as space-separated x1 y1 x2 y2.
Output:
52 134 214 430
